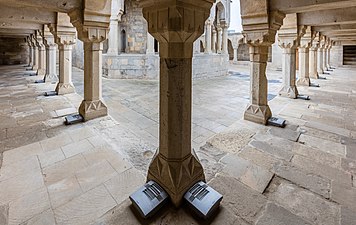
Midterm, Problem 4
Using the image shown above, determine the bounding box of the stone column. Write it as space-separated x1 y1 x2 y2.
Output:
140 0 214 207
323 42 328 71
69 0 111 121
297 26 312 86
327 43 332 69
217 26 222 53
43 26 58 83
27 37 33 67
279 46 298 98
317 37 325 75
36 31 46 76
107 0 119 56
204 20 212 53
212 29 217 53
221 21 228 54
309 44 319 79
31 35 39 71
146 32 155 54
233 48 238 62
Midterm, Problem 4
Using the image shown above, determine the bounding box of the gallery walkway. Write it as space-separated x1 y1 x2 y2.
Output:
0 64 355 224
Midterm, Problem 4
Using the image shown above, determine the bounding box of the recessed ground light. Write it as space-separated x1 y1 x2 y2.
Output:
65 114 84 125
268 117 286 128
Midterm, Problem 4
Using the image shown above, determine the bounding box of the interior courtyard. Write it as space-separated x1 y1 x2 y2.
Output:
0 0 356 225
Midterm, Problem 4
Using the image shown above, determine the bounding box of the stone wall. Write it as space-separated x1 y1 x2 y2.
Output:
271 42 283 70
0 37 28 65
120 0 147 54
330 44 343 67
103 53 229 80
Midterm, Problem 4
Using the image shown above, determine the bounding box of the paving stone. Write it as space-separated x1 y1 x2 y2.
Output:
250 140 294 161
54 185 117 225
292 155 351 184
66 127 96 143
104 168 145 205
304 120 350 137
299 134 346 157
87 135 110 148
21 209 56 225
256 203 311 225
331 181 356 211
267 179 341 225
341 158 356 174
268 126 301 142
221 153 274 193
38 148 66 168
301 126 342 143
199 143 228 162
0 204 8 225
292 142 341 169
47 176 83 209
0 171 44 205
0 155 40 182
54 107 77 117
40 133 73 152
238 145 281 170
207 129 255 154
209 174 267 224
61 139 94 158
341 206 356 225
273 161 331 198
2 142 43 166
76 160 118 192
8 187 50 225
42 154 89 186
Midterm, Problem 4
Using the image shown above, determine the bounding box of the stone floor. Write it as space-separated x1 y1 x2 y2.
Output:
0 63 355 225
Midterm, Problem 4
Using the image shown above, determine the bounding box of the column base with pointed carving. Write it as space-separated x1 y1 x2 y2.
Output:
147 150 205 207
279 86 298 99
79 100 108 121
37 69 46 76
244 104 272 125
55 83 76 95
45 74 58 83
297 78 310 86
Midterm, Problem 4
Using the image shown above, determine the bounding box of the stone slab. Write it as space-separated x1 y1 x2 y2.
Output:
341 206 356 225
256 203 311 225
21 209 56 225
54 107 77 117
250 140 294 161
238 145 281 170
38 148 66 168
331 181 356 211
54 185 117 225
2 142 43 166
0 204 8 225
221 154 274 193
341 158 356 174
61 139 94 158
268 126 301 142
299 134 346 157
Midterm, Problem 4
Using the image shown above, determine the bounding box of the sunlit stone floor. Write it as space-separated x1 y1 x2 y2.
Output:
0 63 355 225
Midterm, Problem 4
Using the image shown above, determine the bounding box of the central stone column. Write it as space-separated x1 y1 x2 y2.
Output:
317 36 325 75
43 25 58 83
323 39 328 71
309 41 319 79
31 35 39 71
217 26 222 53
140 0 214 207
221 21 228 54
212 29 217 53
233 48 238 62
204 20 212 54
327 42 333 69
69 0 111 121
297 26 312 86
27 37 33 67
36 31 46 76
279 46 298 98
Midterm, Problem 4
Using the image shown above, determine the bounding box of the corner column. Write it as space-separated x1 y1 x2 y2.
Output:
204 20 212 54
140 0 214 206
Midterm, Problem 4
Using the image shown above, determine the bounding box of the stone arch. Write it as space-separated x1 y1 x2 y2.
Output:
120 29 126 53
216 2 226 22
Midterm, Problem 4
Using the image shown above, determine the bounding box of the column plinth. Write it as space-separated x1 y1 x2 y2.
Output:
297 47 311 86
56 44 75 95
279 47 298 99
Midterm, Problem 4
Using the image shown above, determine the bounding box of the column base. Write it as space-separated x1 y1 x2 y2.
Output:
37 69 46 76
296 78 310 86
244 104 272 125
55 83 76 95
279 86 298 99
79 100 108 121
309 72 319 79
44 74 58 83
32 65 38 70
147 150 205 207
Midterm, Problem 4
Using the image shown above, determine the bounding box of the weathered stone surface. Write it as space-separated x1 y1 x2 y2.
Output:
2 142 43 166
0 155 40 182
54 185 116 225
61 139 94 158
267 179 341 225
66 127 96 143
341 206 356 225
0 204 8 225
341 158 356 174
38 148 66 168
301 126 341 143
207 129 255 154
256 203 311 225
209 175 267 224
40 133 73 152
331 181 356 211
305 120 350 137
292 155 351 184
299 134 346 157
221 154 274 193
268 126 301 142
250 140 294 161
22 209 56 225
8 187 50 225
238 145 281 170
273 161 331 198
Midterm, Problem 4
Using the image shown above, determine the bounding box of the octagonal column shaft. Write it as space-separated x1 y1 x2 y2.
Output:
221 25 228 54
107 19 119 55
45 44 58 83
317 47 324 75
28 41 33 67
205 21 212 53
243 45 272 124
297 47 311 86
323 47 328 71
217 27 222 53
55 44 76 95
279 47 298 98
212 29 217 53
79 42 108 120
327 46 332 69
233 48 238 62
309 46 319 79
32 44 39 71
